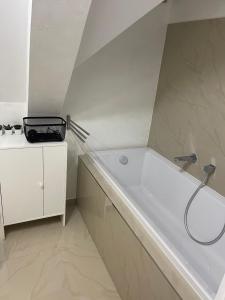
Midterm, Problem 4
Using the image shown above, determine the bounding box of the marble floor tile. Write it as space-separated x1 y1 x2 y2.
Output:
0 204 121 300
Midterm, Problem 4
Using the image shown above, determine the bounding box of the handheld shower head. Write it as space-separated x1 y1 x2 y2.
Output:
203 164 216 176
202 164 216 185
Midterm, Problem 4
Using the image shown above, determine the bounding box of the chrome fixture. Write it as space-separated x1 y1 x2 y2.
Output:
66 115 90 143
203 164 216 178
119 155 128 165
184 163 225 246
174 153 197 164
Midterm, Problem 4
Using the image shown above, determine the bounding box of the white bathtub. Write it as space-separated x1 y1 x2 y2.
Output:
90 147 225 300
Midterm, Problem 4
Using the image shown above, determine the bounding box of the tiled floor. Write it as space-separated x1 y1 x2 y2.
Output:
0 204 121 300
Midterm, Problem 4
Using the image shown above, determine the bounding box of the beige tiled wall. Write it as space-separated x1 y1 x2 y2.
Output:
148 17 225 197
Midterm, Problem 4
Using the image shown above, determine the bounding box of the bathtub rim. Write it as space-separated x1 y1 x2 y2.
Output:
78 151 217 300
93 147 225 203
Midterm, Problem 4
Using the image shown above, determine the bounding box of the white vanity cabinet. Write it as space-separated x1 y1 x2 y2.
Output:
0 135 67 239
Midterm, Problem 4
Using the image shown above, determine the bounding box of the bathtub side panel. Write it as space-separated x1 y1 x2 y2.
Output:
77 158 182 300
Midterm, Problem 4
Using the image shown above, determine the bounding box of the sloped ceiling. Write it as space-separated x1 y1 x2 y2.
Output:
28 0 92 115
28 0 165 116
75 0 165 66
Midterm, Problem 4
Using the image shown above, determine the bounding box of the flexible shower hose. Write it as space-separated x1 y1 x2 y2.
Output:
184 177 225 246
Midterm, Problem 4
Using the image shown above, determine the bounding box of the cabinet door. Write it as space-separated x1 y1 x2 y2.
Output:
0 148 44 225
43 146 67 216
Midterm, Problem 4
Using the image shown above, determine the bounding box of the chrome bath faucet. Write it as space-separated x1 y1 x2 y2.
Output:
174 153 197 164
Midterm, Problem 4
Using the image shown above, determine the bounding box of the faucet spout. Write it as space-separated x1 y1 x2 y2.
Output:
174 153 197 164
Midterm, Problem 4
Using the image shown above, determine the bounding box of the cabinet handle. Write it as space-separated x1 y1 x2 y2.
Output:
38 182 44 189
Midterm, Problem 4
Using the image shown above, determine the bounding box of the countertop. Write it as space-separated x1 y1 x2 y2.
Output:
0 134 67 150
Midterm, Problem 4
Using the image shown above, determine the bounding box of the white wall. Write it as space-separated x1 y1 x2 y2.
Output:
76 0 165 66
170 0 225 23
0 0 31 122
63 3 170 199
0 103 27 125
0 0 31 103
28 0 92 116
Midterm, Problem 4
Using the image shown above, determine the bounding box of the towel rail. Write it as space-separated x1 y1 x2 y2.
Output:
70 127 86 143
66 115 90 143
70 119 90 136
70 123 87 140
